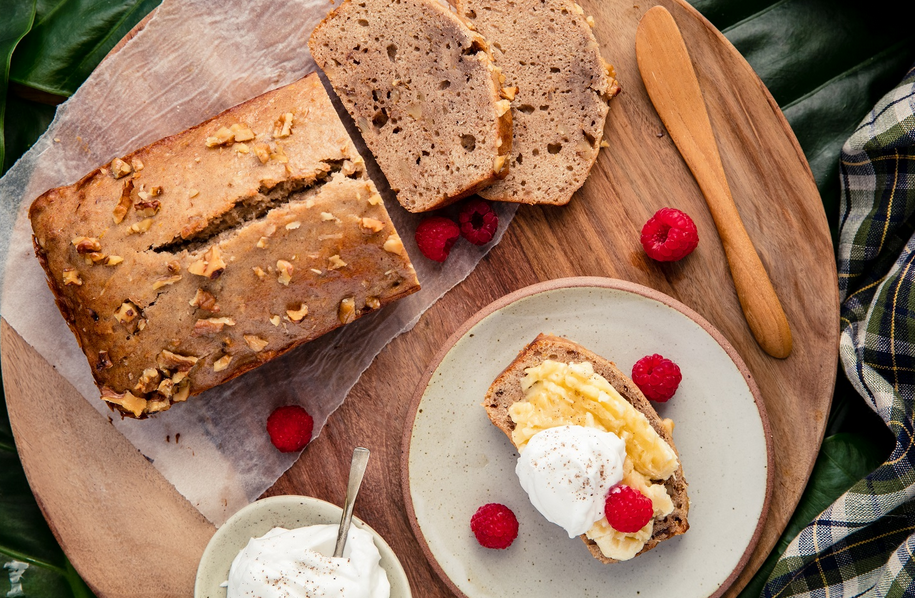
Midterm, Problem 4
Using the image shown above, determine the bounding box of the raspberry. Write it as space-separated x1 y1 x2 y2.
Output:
458 199 499 245
631 354 682 402
470 503 519 549
640 207 699 262
604 485 654 533
266 405 314 453
415 216 461 262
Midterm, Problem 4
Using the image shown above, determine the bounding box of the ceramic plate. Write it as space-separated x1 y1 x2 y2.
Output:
195 495 411 598
402 277 772 598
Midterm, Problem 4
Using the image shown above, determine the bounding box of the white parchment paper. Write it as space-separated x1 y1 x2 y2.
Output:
0 0 517 525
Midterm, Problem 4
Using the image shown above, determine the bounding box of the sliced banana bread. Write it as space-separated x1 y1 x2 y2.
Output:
457 0 621 205
309 0 512 212
484 333 689 563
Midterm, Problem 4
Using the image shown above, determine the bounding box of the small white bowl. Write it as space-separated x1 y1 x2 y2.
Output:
195 495 412 598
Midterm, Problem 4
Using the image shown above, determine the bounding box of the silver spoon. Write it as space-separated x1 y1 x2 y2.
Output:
333 447 371 558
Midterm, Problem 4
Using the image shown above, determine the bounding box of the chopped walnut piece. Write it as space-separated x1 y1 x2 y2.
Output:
189 288 220 312
366 296 381 310
205 126 234 147
230 123 256 142
193 317 236 335
171 371 188 385
157 349 199 371
495 99 511 117
360 217 385 233
135 200 161 217
172 379 191 403
72 236 101 254
383 234 405 256
286 304 308 322
500 86 518 101
134 368 162 393
244 335 269 352
96 351 113 370
166 260 181 274
113 179 134 224
253 266 267 280
114 301 140 325
63 268 83 286
130 158 144 172
285 221 301 230
338 297 356 324
586 14 595 26
321 212 338 222
213 355 233 372
256 236 269 249
276 260 294 285
253 143 271 164
273 112 295 138
269 315 281 326
188 246 226 279
145 397 172 414
157 378 174 398
110 158 133 179
128 218 154 234
269 144 288 163
101 387 147 417
328 255 347 270
600 140 610 148
86 252 108 264
493 155 508 174
233 143 250 154
105 255 124 266
188 189 200 198
368 194 383 206
152 274 182 290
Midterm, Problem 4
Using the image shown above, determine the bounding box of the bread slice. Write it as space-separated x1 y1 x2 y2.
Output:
483 333 689 562
455 0 621 205
309 0 512 213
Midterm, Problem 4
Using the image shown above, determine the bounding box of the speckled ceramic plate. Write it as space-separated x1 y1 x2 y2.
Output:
195 495 411 598
402 277 772 598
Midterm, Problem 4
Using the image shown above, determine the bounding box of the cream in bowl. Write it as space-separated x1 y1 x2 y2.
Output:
195 495 411 598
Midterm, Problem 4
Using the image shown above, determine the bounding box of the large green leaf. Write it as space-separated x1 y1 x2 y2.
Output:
0 0 36 168
2 95 56 175
9 0 162 98
737 434 888 598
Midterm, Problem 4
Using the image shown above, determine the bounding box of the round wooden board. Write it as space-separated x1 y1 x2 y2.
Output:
2 0 837 596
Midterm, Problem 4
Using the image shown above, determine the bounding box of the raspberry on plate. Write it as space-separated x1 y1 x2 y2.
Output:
458 199 499 246
266 405 314 453
415 216 461 262
471 503 519 549
605 485 654 533
640 207 699 262
631 354 682 402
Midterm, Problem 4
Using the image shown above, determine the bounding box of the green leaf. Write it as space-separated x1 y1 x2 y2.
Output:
0 0 36 168
9 0 162 98
737 434 887 598
2 94 56 175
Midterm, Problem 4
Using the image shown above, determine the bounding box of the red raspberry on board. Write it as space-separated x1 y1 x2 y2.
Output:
640 207 699 262
471 503 519 549
458 199 499 246
631 354 682 402
415 216 461 262
266 405 314 453
605 485 654 533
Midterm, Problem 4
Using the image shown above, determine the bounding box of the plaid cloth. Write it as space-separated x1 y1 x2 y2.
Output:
763 65 915 598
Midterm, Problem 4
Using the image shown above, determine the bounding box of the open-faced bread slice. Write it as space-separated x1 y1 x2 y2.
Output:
483 333 689 562
309 0 512 213
455 0 620 205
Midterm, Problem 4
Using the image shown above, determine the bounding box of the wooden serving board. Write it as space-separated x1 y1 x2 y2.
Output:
2 0 837 596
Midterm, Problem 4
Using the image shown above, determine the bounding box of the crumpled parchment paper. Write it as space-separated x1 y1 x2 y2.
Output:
0 0 517 525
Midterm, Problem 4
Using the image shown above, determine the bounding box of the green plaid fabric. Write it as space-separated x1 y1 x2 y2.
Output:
763 65 915 598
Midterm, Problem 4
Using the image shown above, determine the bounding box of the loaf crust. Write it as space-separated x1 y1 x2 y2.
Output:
29 74 420 418
309 0 512 213
483 333 689 563
456 0 621 205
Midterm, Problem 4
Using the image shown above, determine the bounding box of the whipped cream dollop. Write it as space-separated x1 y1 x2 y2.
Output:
226 524 390 598
516 425 627 537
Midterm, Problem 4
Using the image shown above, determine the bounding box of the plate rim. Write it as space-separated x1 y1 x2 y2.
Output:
400 276 774 598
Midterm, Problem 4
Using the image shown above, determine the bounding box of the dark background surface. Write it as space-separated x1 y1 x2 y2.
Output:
1 0 913 595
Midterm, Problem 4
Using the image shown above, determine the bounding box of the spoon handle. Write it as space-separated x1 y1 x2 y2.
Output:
333 447 371 558
635 6 793 359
